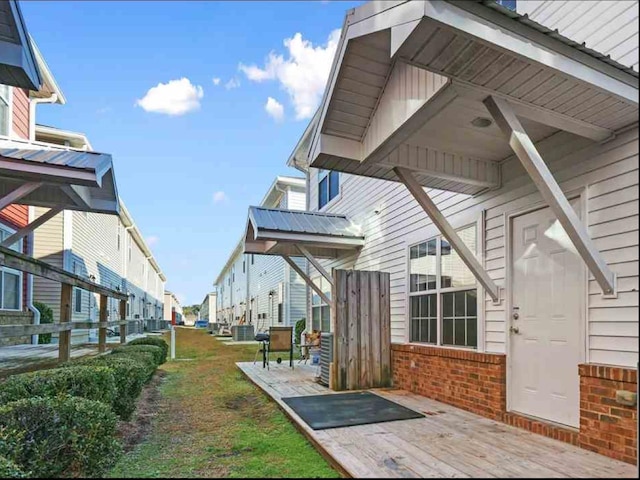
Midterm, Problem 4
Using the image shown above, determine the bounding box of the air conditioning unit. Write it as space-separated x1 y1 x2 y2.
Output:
320 332 333 387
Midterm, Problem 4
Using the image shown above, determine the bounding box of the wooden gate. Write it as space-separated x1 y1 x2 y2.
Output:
332 269 391 391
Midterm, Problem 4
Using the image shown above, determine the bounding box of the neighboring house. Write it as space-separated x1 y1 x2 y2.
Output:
248 0 639 466
29 126 166 343
164 291 183 324
214 176 307 331
0 26 68 345
199 291 217 322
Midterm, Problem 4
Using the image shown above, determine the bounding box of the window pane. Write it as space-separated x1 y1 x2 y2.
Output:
441 226 476 288
467 318 478 348
409 240 437 293
321 306 331 332
322 277 331 301
318 177 328 209
441 289 478 348
420 319 429 343
312 307 321 331
411 296 419 318
442 291 453 317
329 171 340 201
455 291 466 316
429 318 437 344
429 294 437 317
442 318 454 345
3 272 20 310
454 319 466 346
411 318 420 342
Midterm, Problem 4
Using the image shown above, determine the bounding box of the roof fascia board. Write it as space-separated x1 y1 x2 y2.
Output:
254 230 364 246
0 158 98 186
29 37 66 103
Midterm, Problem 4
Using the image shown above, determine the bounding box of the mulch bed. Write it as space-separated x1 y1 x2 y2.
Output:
116 370 167 452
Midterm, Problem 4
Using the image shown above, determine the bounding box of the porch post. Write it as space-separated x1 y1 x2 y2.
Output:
295 245 334 287
283 255 332 306
394 166 502 303
58 283 72 362
98 294 108 353
119 299 127 344
484 95 617 296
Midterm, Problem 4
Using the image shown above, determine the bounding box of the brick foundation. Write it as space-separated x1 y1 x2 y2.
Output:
579 364 637 465
391 343 506 420
392 344 638 465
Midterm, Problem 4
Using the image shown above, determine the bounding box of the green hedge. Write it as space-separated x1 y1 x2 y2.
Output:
0 396 122 478
0 456 27 478
127 336 168 364
62 356 147 420
34 302 54 345
111 344 164 367
0 366 117 411
110 349 158 381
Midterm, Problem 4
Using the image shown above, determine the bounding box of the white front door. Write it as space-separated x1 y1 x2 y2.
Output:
510 201 584 427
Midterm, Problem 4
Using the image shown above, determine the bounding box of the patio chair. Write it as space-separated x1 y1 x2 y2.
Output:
265 326 293 370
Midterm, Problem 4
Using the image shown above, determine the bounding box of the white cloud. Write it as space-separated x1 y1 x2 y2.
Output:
146 235 159 247
135 77 204 116
239 29 340 120
264 97 284 122
224 78 240 90
212 77 221 86
213 191 228 204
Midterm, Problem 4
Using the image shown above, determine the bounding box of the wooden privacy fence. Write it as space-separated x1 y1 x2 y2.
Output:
332 269 391 391
0 245 136 362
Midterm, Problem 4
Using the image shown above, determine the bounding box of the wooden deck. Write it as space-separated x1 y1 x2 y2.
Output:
0 333 146 376
237 362 637 478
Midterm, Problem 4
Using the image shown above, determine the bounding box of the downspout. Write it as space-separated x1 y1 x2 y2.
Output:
29 93 58 141
27 229 40 345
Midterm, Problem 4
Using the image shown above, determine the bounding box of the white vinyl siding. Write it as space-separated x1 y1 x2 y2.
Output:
517 0 639 72
32 207 64 322
307 128 639 368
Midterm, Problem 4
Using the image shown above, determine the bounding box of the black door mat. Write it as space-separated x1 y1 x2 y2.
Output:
281 391 424 430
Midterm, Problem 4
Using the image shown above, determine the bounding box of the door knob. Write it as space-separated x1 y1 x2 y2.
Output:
509 326 520 334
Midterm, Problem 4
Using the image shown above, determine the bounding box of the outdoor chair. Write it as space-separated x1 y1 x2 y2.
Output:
264 326 294 370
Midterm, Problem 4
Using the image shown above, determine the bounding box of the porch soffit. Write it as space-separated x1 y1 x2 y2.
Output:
309 0 638 191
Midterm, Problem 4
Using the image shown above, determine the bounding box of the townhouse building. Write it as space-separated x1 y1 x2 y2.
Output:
214 176 307 331
244 0 639 465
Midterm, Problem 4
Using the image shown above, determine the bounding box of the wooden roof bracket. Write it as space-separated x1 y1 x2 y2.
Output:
394 166 503 304
0 206 63 248
484 95 618 298
283 255 332 306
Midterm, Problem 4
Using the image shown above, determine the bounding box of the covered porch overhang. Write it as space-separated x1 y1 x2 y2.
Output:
309 0 638 299
0 145 119 247
243 207 364 305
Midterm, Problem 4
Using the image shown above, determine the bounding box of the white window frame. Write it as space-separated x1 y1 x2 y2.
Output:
0 224 24 311
317 169 341 211
407 222 480 350
0 84 12 138
74 287 83 313
310 276 331 332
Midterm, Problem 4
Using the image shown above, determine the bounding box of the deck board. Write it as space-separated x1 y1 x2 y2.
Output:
237 362 638 479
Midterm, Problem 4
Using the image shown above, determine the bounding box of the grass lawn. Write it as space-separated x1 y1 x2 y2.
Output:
108 328 339 478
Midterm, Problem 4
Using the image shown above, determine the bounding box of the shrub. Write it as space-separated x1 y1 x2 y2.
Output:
127 336 168 364
294 318 306 347
62 356 147 420
0 456 27 478
0 366 117 411
0 396 122 478
34 301 54 345
111 344 164 367
110 349 157 381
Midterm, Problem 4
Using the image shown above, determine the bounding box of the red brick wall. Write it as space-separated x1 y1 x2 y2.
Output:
392 344 638 465
579 364 637 465
392 343 506 419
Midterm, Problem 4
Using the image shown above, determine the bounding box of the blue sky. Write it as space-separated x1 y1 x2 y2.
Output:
21 0 360 305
